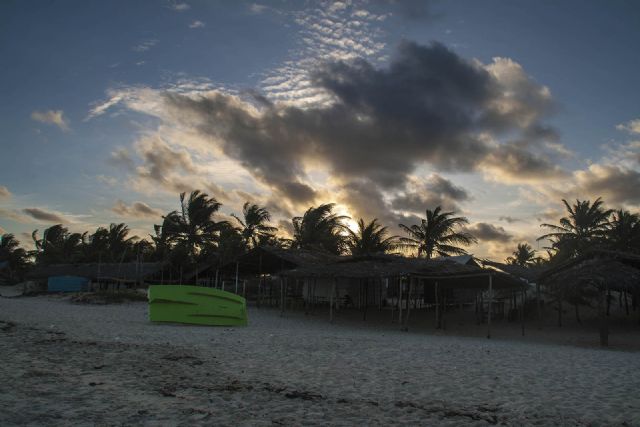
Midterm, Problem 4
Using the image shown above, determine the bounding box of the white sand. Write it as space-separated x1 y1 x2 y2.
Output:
1 295 639 425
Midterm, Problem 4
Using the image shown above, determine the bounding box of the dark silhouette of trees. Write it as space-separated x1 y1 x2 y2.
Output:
346 218 398 256
399 206 476 259
291 203 349 254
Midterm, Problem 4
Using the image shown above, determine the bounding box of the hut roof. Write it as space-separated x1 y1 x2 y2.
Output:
537 250 640 291
280 254 525 290
480 259 541 283
218 245 340 275
436 254 479 267
27 262 164 282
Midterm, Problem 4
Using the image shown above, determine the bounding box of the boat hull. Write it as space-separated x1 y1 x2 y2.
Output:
148 285 248 326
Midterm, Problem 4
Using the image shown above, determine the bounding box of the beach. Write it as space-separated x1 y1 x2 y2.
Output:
1 295 639 426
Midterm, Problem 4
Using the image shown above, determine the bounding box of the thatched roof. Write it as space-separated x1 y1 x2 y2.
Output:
538 250 640 292
27 262 164 282
480 259 541 283
279 254 525 290
217 245 340 275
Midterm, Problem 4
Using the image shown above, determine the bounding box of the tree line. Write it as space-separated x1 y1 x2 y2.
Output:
1 191 639 284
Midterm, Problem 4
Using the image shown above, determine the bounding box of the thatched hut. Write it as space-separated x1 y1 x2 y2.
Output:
278 254 526 338
538 250 640 346
27 262 164 291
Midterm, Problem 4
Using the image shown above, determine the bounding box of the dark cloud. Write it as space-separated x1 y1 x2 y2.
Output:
163 41 560 205
23 208 67 223
466 222 512 243
574 165 640 206
111 200 163 219
391 174 471 213
499 216 521 224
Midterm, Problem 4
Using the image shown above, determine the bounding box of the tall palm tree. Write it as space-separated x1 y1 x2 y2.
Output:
32 224 84 264
398 206 477 259
346 218 398 256
232 202 277 248
538 198 613 257
606 209 640 253
0 234 30 283
291 203 349 254
164 191 225 258
506 243 536 266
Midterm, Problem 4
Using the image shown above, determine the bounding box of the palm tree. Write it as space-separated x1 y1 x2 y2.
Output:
538 198 613 257
606 209 640 253
232 202 277 248
0 234 30 283
506 243 536 266
398 206 477 259
291 203 349 254
346 218 398 256
32 224 85 264
164 191 225 257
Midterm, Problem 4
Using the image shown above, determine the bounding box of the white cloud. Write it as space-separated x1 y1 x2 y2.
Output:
616 118 640 134
31 110 70 131
169 2 190 11
189 20 205 28
0 185 11 199
132 39 158 52
249 3 267 14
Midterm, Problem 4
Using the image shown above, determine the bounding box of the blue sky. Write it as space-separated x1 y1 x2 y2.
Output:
1 0 639 258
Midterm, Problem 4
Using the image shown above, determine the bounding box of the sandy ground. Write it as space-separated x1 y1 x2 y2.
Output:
1 295 639 426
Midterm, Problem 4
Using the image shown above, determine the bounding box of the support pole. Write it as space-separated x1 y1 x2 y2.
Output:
280 277 285 316
487 274 493 339
521 289 526 336
434 281 439 329
398 278 403 324
403 277 413 331
330 278 336 323
536 282 541 322
235 261 239 294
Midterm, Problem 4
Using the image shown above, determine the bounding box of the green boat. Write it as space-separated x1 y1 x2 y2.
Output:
148 285 248 326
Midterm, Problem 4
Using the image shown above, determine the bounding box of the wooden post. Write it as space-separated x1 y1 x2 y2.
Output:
398 278 403 324
487 274 493 339
235 261 239 294
221 280 225 292
434 281 439 329
624 290 630 316
403 277 413 331
599 287 609 347
536 282 541 322
442 288 447 330
330 278 336 323
521 289 526 336
242 280 246 297
280 277 284 316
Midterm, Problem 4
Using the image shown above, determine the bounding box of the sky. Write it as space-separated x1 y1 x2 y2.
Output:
1 0 639 259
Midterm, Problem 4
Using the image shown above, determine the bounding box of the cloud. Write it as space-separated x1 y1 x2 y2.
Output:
31 110 70 131
91 41 564 232
0 185 11 199
616 118 640 134
249 3 267 14
111 200 163 219
0 209 31 224
499 216 521 224
466 222 512 243
132 39 158 52
189 20 205 29
573 164 640 207
169 2 190 11
22 208 68 223
391 174 471 213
